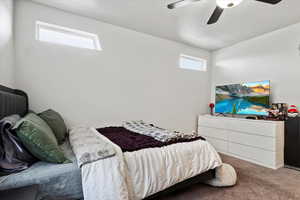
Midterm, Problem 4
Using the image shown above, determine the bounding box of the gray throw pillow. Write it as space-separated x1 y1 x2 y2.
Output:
39 109 67 145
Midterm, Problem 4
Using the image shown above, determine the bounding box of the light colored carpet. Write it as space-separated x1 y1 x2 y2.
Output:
158 154 300 200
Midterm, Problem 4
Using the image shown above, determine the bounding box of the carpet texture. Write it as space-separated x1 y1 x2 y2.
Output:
157 154 300 200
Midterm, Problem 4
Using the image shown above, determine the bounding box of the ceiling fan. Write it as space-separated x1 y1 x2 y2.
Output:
167 0 282 25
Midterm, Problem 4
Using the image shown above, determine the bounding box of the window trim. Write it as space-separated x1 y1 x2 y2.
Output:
179 54 207 71
35 21 102 51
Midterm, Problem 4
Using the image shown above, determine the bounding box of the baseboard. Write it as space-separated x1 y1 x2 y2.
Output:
220 152 282 170
284 165 300 171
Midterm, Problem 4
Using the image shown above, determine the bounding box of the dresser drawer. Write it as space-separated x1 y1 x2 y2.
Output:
198 116 228 130
228 142 275 167
198 116 281 137
198 127 228 140
227 131 276 151
229 120 277 137
205 136 228 153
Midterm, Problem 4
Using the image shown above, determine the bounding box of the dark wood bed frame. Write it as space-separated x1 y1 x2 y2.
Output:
0 84 216 199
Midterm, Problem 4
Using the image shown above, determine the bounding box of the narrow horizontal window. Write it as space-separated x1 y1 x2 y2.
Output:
36 21 101 51
179 54 207 71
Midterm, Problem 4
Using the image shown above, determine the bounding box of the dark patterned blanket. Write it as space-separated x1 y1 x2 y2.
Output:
97 127 205 152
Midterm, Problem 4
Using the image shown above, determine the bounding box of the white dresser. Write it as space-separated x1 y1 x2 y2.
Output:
198 115 284 169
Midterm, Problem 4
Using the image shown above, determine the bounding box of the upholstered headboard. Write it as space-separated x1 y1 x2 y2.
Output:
0 85 28 120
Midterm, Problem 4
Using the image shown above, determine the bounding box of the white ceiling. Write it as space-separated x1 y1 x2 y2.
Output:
27 0 300 50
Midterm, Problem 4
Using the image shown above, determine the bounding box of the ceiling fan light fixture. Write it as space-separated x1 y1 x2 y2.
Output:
216 0 244 8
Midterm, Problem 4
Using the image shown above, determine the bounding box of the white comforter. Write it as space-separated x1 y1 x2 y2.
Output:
77 127 222 200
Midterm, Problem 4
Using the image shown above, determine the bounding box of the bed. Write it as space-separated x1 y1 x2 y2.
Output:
0 85 222 200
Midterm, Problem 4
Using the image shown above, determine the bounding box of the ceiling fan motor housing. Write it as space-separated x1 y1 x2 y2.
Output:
216 0 244 8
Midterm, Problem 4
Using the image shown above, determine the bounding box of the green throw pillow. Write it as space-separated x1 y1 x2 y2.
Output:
39 109 67 145
16 113 69 164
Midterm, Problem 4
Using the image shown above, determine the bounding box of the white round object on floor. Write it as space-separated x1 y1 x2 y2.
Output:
205 163 237 187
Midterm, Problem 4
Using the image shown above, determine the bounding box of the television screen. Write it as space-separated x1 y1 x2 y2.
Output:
215 80 270 116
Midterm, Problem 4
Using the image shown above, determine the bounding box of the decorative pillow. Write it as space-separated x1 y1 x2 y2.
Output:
39 109 67 145
15 113 69 164
205 163 237 187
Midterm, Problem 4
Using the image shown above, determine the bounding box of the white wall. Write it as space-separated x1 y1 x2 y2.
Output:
0 0 15 87
15 0 212 132
211 22 300 106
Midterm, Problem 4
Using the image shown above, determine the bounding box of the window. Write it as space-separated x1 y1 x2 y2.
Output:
179 54 207 71
36 21 101 51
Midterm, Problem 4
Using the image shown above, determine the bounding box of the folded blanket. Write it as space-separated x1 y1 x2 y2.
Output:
97 126 205 152
123 120 198 142
0 115 37 175
69 127 116 167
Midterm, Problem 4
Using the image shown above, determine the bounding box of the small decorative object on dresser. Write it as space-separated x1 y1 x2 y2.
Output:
268 103 288 121
287 105 299 117
209 103 215 116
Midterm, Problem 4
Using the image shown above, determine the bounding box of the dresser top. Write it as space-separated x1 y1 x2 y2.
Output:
199 114 284 125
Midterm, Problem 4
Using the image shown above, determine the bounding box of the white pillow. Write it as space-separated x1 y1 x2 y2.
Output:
205 163 237 187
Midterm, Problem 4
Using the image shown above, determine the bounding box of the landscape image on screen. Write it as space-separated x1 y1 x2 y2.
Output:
215 81 270 116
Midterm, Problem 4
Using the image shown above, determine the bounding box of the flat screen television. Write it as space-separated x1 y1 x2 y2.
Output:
215 80 270 116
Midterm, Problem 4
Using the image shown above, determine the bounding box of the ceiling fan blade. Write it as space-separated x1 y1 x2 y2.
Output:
207 6 224 25
255 0 282 4
167 0 201 9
